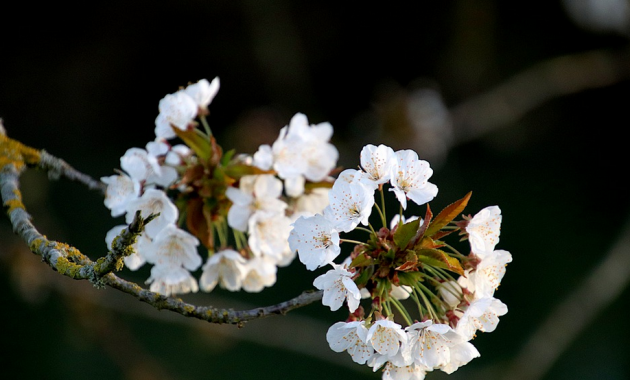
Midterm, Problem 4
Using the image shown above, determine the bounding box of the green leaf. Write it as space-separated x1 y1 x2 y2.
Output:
393 217 421 249
424 191 472 237
350 253 374 268
172 127 212 162
220 148 236 166
397 271 425 286
354 266 374 287
416 248 464 275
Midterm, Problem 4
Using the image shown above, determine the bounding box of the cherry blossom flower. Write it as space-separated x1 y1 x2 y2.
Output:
145 264 199 296
458 249 512 298
294 187 330 217
313 263 362 312
366 319 408 358
120 147 161 183
252 144 273 170
389 149 438 210
241 256 277 292
101 174 141 217
247 212 292 262
288 214 341 270
325 181 375 232
437 280 463 308
270 113 338 182
284 175 305 197
124 188 178 239
143 224 201 271
405 321 465 369
199 249 248 292
390 285 413 300
466 206 502 256
360 144 398 186
439 340 480 375
381 362 428 380
326 321 375 365
165 144 192 166
154 91 198 139
455 297 508 341
226 174 287 232
183 77 220 110
336 168 377 190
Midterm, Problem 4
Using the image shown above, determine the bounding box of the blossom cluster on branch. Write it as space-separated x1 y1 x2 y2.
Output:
102 77 337 296
99 77 512 379
287 143 512 379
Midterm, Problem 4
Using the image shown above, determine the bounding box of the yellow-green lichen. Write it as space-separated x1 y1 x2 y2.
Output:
29 237 46 253
55 256 84 279
183 305 195 314
4 198 25 214
0 135 42 171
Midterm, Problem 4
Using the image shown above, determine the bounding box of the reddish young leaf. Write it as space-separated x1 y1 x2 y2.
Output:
424 191 472 237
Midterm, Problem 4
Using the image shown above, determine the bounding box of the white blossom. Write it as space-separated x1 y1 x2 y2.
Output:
326 321 375 365
390 285 413 300
124 188 178 239
270 113 338 182
366 319 408 358
284 175 305 198
154 91 198 139
313 264 362 312
145 138 170 157
101 174 141 217
294 187 330 217
120 147 161 183
466 206 502 256
360 144 398 185
439 340 480 374
381 362 428 380
252 144 273 170
143 224 201 271
226 174 287 232
337 168 377 190
199 249 247 292
459 249 512 298
165 144 192 166
247 212 292 262
241 256 277 292
145 264 199 296
326 181 375 232
455 297 508 340
288 214 341 271
405 321 465 369
183 77 220 109
389 149 438 210
437 280 462 308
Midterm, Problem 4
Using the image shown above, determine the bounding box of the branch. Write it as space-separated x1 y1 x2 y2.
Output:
0 131 323 326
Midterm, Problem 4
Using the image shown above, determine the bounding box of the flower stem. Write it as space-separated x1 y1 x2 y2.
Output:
379 187 388 228
199 114 212 137
340 238 367 246
390 298 413 326
373 201 387 230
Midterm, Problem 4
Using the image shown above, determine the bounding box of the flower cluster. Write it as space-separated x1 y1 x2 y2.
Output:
288 144 512 379
102 77 338 296
99 75 511 379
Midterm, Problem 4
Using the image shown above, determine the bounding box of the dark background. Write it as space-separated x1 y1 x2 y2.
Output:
1 1 630 379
